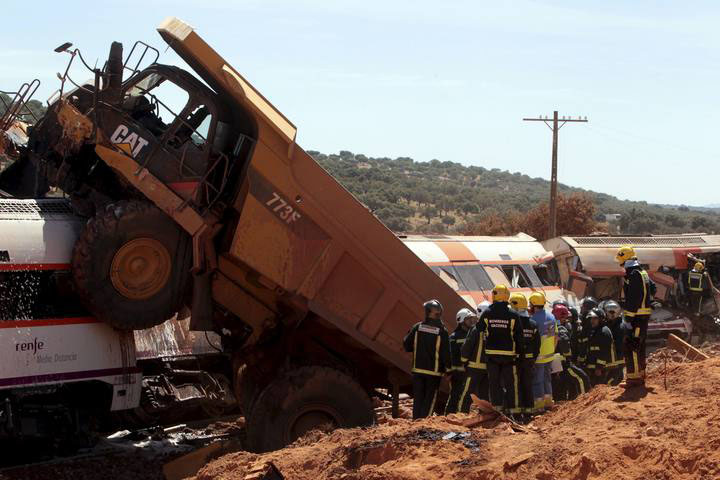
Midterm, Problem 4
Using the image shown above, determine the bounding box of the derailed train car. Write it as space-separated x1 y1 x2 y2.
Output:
401 233 573 308
0 198 234 450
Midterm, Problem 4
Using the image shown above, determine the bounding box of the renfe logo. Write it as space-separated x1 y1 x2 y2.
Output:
16 338 45 354
110 124 150 158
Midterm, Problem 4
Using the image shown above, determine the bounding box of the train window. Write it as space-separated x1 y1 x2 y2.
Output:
0 270 88 320
534 260 560 286
500 265 532 288
520 265 545 288
453 264 495 291
430 266 462 291
483 265 510 286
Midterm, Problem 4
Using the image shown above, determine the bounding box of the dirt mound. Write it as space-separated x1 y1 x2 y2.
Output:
197 357 720 480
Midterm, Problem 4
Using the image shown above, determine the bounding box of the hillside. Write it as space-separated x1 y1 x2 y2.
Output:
310 150 720 238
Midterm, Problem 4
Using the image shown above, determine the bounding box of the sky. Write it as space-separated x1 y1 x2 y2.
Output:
2 0 718 206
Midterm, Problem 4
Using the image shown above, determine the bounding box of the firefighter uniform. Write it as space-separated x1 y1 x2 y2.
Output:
688 263 710 317
478 286 524 415
617 246 655 387
403 307 451 419
586 314 615 386
604 302 625 386
554 323 591 400
575 298 598 368
518 309 540 417
445 321 470 414
458 323 489 413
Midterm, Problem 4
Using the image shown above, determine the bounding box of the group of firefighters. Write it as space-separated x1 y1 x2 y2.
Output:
403 245 656 423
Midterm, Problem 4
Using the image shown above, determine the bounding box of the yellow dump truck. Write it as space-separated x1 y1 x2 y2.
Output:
0 18 471 451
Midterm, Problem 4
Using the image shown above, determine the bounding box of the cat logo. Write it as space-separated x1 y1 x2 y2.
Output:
109 124 150 158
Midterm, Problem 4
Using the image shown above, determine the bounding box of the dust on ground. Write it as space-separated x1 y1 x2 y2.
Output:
197 349 720 480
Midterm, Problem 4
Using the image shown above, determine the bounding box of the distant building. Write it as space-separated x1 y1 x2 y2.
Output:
604 213 621 222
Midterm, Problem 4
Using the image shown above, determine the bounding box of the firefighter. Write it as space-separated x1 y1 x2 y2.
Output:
551 304 591 400
530 292 557 413
603 300 625 385
616 245 656 388
445 308 477 414
403 299 452 419
688 261 711 317
585 308 615 386
510 293 540 423
458 306 490 413
576 297 598 369
567 305 581 363
476 285 523 417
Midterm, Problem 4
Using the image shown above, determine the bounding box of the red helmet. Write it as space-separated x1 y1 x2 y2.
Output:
552 304 570 320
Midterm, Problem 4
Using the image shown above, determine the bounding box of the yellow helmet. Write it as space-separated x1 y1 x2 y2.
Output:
509 292 528 310
492 284 510 302
529 291 546 307
695 262 705 272
615 245 636 266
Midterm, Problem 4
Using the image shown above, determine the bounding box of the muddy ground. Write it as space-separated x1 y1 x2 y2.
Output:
3 343 719 480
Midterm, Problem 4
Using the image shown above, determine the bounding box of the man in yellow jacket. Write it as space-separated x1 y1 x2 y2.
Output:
530 292 557 413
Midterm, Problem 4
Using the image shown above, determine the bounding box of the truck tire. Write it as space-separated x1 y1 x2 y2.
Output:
72 200 192 330
245 366 374 452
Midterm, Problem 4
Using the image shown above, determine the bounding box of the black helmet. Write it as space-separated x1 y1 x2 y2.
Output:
568 306 579 321
581 296 598 314
423 299 444 316
591 307 606 320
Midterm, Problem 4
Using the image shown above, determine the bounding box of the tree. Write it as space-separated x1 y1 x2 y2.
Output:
421 206 438 225
441 215 455 226
523 193 598 240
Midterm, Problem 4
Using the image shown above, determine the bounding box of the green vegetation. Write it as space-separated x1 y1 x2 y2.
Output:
310 150 720 238
0 92 46 124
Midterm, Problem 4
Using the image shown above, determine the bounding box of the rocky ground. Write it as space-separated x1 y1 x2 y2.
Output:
3 343 720 480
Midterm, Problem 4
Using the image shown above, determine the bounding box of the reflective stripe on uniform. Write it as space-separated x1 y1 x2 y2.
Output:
512 364 519 410
429 389 438 416
457 376 472 411
434 335 441 373
626 270 652 316
413 331 418 370
412 367 442 376
689 272 704 292
568 368 585 394
485 349 515 356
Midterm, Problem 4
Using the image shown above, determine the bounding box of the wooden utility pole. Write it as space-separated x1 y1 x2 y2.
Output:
523 111 588 239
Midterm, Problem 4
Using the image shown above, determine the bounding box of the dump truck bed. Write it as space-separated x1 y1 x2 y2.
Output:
157 18 469 373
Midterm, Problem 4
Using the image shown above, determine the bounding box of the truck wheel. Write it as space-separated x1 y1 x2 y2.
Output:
72 200 192 330
245 366 374 452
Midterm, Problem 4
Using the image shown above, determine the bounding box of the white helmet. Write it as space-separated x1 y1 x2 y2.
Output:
477 301 491 315
456 308 475 324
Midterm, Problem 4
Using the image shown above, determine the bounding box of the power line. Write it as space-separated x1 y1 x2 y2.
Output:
523 111 588 239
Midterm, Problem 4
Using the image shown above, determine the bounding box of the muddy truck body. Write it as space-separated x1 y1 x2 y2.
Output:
0 18 469 451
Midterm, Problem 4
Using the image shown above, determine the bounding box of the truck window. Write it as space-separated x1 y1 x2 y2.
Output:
453 264 495 291
0 270 88 320
483 265 511 287
123 74 190 137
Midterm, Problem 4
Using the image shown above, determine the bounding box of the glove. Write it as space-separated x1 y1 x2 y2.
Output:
651 301 662 310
